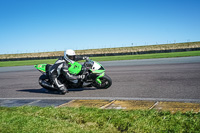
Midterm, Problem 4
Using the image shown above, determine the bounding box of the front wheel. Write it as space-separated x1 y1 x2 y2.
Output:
93 74 112 89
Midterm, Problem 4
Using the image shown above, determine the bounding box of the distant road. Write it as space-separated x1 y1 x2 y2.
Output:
0 56 200 102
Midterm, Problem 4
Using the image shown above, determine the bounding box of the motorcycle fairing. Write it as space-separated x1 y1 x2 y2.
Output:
68 62 82 75
34 64 47 73
89 61 105 84
96 72 105 84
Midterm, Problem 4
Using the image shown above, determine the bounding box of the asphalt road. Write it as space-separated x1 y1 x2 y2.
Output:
0 56 200 102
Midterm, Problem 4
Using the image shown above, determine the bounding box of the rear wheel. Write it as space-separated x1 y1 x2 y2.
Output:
94 74 112 89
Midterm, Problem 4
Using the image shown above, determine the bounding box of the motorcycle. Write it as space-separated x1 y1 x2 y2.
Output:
34 58 112 92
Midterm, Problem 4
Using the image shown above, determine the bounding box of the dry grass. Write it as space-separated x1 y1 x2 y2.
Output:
0 41 200 59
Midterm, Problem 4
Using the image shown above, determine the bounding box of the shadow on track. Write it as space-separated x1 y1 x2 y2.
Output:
18 87 97 95
18 88 59 95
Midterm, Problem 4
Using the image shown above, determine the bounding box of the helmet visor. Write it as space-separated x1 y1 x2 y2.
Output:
68 55 75 61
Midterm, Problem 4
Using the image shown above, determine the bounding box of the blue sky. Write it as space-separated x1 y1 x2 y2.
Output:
0 0 199 54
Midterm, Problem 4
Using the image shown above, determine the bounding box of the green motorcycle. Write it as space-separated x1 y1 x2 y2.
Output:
34 58 112 91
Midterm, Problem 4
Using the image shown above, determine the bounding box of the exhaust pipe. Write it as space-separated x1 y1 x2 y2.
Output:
39 80 55 89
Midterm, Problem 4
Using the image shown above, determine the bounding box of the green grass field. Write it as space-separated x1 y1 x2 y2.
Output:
1 50 200 67
0 106 199 133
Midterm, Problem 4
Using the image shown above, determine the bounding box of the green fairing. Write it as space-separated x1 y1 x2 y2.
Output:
34 64 47 72
96 72 105 84
90 69 105 74
89 62 105 84
68 62 82 75
96 62 105 70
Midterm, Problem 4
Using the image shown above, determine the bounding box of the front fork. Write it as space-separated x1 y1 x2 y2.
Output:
96 72 105 84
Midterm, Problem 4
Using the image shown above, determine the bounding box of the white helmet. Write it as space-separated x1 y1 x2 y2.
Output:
64 49 76 63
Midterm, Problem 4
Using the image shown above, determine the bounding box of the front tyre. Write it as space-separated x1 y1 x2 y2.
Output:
94 74 112 89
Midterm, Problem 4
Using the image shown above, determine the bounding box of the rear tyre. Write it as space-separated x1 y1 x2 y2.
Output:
39 75 57 91
94 74 112 89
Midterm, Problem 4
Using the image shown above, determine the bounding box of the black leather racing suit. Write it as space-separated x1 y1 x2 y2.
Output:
49 57 82 92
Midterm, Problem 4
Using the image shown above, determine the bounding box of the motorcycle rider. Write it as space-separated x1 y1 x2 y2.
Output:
48 49 86 94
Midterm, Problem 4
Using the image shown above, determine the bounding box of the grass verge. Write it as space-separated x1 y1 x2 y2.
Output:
1 51 200 67
0 106 200 133
0 59 57 67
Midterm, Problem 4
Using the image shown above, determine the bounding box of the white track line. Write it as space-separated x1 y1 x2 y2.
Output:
0 97 200 103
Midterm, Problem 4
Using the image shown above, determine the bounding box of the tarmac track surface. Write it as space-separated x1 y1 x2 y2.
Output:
0 56 200 103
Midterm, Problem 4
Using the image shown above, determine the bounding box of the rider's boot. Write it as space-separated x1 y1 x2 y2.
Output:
59 86 68 94
53 79 68 94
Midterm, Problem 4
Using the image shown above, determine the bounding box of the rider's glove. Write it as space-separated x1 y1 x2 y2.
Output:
83 56 89 60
